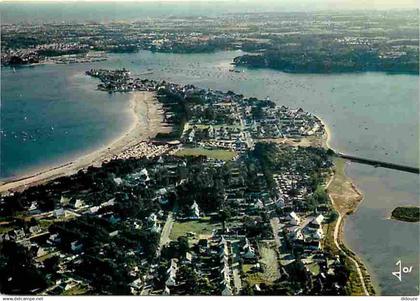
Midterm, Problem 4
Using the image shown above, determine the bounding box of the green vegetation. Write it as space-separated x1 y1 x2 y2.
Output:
0 225 14 235
61 285 89 296
243 242 280 287
343 256 369 296
391 206 420 223
258 241 280 282
324 158 375 296
175 147 236 161
327 158 362 216
234 45 419 74
245 270 266 287
0 241 48 294
169 217 220 241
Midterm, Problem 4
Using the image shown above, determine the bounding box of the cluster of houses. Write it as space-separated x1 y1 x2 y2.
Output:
85 69 325 148
154 81 326 151
2 42 97 67
1 49 40 66
0 72 344 295
154 233 259 296
135 150 340 295
248 106 324 138
0 140 343 296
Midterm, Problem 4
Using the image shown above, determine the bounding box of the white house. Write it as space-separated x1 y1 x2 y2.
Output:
100 198 115 208
54 208 65 218
313 214 325 226
288 211 301 225
165 259 178 287
190 201 200 219
70 199 85 209
70 241 83 253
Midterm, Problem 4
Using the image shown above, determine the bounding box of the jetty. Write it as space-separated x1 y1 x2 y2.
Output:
336 152 419 174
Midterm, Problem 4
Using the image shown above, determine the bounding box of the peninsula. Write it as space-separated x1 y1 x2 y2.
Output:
0 68 374 296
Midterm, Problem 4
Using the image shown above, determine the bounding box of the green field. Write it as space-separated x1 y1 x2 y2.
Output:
169 217 220 241
0 225 13 234
61 285 89 296
175 147 236 161
258 241 281 282
243 241 280 286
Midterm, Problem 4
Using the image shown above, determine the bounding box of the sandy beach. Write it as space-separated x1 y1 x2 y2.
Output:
323 128 375 295
0 91 171 194
318 117 333 150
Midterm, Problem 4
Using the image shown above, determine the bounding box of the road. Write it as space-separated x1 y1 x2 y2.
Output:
326 173 370 296
270 217 282 250
330 195 370 296
232 262 242 293
159 212 174 250
140 212 174 296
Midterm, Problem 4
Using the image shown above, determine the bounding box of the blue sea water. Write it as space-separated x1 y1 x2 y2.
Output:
1 64 133 179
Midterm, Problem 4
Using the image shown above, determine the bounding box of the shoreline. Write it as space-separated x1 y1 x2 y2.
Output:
0 92 375 294
319 117 333 150
0 91 169 194
321 117 375 295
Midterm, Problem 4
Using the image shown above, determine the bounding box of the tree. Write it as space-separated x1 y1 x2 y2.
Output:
219 209 232 233
0 241 47 294
43 256 60 275
177 236 189 255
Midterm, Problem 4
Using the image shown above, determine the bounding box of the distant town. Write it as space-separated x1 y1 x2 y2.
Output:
0 66 378 296
1 10 418 74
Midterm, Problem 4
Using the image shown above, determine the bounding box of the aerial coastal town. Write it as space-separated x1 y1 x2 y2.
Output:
1 0 419 297
1 10 418 73
0 67 375 296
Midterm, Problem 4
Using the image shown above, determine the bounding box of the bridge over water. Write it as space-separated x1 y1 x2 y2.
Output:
336 153 419 175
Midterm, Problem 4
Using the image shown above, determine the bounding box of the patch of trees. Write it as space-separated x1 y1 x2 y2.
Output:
49 216 113 252
243 215 270 239
251 143 331 181
161 236 189 261
48 215 160 294
74 253 131 294
0 157 155 218
0 240 47 294
151 38 233 54
175 162 228 213
108 45 138 53
391 206 420 222
233 46 419 74
2 35 43 49
156 87 192 139
38 48 88 57
6 55 40 65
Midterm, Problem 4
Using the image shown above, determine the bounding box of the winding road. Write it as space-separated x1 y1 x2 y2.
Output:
330 194 370 296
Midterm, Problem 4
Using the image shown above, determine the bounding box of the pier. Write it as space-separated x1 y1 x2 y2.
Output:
336 152 419 174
